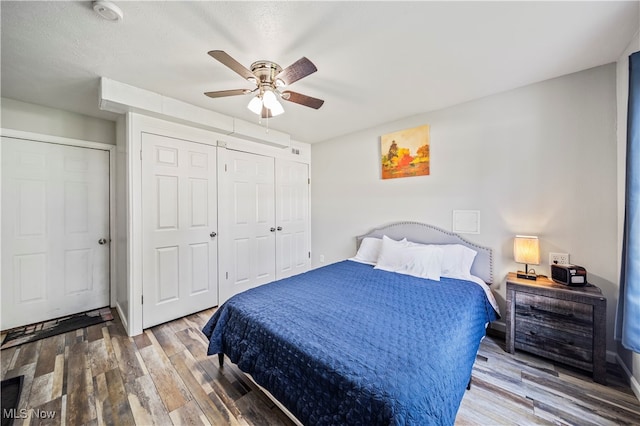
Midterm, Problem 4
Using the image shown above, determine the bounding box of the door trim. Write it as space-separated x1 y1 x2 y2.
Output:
0 128 117 318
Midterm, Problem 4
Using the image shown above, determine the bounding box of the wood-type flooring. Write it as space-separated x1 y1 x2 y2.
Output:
1 307 639 425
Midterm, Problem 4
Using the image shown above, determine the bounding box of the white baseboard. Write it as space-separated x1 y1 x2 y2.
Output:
115 301 128 333
616 353 640 402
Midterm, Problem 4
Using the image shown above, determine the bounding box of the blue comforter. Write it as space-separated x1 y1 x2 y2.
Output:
202 260 497 425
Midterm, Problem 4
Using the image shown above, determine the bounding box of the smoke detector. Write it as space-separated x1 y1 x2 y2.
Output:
93 1 123 22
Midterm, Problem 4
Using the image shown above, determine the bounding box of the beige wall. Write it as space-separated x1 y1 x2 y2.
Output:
311 64 619 352
1 98 116 144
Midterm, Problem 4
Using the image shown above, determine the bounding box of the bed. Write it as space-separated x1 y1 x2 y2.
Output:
202 222 499 425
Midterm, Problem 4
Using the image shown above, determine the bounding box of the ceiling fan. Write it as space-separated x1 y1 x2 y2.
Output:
204 50 324 118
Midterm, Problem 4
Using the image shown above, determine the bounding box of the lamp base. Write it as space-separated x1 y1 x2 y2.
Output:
516 271 537 280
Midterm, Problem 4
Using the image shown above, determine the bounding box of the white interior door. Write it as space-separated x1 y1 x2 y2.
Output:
218 149 275 303
275 159 310 279
141 133 218 328
1 137 110 330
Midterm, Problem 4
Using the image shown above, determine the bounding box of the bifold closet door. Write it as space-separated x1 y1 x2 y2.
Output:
218 149 275 304
141 133 218 328
1 137 110 330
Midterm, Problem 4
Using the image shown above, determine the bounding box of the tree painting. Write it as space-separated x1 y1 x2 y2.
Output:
381 124 430 179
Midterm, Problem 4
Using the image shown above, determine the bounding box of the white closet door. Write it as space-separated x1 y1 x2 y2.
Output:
275 159 310 279
218 149 275 303
1 137 110 330
141 133 218 328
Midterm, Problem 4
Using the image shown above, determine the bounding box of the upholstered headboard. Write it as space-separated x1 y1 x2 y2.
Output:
355 221 494 284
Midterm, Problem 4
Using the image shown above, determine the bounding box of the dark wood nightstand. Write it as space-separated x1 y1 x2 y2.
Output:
505 272 607 384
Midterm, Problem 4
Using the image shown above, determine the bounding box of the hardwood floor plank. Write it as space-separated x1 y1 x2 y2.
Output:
67 341 96 424
28 371 54 408
13 340 41 370
138 338 192 412
51 353 65 400
94 372 113 426
132 330 152 350
150 323 187 358
2 346 20 374
522 370 640 425
109 325 146 385
105 368 136 425
170 349 238 425
88 338 118 378
168 399 209 425
175 326 210 358
65 341 96 425
30 396 63 426
87 323 105 343
124 374 172 425
1 308 637 425
10 362 36 426
34 335 61 377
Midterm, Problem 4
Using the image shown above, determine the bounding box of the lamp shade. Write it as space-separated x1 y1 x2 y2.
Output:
513 235 540 265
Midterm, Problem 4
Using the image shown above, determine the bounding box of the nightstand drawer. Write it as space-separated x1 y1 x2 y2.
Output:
515 292 593 326
515 320 593 363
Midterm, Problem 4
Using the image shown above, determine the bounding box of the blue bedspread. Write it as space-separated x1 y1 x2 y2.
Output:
202 260 497 425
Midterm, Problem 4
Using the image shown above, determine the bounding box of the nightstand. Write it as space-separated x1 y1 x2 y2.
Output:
505 272 607 384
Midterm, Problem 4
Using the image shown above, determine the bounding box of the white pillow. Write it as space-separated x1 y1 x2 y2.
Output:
395 244 443 281
439 244 478 277
350 237 383 265
373 235 411 271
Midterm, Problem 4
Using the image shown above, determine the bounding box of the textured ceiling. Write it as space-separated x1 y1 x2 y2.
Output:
1 1 638 144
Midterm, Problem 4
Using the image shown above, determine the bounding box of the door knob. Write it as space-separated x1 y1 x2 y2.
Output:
270 227 276 232
98 238 108 245
210 231 217 238
277 226 283 231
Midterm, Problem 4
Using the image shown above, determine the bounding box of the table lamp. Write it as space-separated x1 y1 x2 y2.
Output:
514 235 539 280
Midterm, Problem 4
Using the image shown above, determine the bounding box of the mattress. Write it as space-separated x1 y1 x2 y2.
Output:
203 260 498 425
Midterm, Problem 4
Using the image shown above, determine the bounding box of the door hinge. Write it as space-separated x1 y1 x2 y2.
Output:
225 164 228 172
308 251 311 259
140 150 142 160
308 178 310 184
226 272 229 279
141 295 143 305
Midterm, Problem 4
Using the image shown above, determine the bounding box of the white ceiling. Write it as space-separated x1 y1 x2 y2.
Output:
1 1 638 144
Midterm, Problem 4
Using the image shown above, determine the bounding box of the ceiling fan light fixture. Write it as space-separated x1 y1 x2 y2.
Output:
262 90 279 109
92 1 123 22
247 95 263 115
275 78 286 88
268 100 285 116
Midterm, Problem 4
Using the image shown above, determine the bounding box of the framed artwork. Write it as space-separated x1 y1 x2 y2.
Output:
381 124 430 179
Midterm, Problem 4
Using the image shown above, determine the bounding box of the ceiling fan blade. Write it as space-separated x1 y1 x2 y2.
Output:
208 50 255 81
204 89 252 98
261 106 273 119
281 91 324 109
275 57 317 86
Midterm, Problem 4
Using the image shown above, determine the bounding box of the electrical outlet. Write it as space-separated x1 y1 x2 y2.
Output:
319 255 325 263
549 252 570 265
